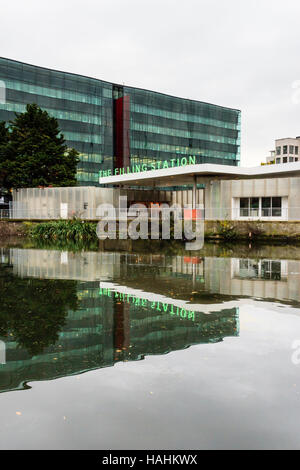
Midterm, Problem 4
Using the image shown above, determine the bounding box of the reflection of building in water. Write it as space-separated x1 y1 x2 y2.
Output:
3 246 299 393
0 274 238 393
7 248 300 303
10 249 205 283
236 259 285 280
10 249 122 281
204 257 300 303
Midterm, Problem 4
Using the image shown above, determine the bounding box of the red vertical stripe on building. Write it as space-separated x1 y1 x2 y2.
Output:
115 95 130 169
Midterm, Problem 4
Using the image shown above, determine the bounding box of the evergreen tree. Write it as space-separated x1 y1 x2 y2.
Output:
0 104 79 189
0 122 10 192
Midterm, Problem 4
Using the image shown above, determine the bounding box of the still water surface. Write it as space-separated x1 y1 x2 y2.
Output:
0 242 300 449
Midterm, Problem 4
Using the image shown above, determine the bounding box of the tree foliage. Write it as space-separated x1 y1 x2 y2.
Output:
0 264 79 356
0 104 79 189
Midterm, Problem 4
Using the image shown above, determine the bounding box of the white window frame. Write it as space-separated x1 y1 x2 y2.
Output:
232 196 288 221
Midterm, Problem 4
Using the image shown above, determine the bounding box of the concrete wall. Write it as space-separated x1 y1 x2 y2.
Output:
11 186 204 219
203 176 300 221
204 220 300 239
12 187 116 220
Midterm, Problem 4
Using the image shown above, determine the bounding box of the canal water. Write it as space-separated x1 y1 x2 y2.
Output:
0 242 300 449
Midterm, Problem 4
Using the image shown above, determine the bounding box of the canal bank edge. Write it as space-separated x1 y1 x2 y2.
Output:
1 219 300 242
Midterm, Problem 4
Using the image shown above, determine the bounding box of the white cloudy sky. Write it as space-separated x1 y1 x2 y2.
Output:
1 0 300 166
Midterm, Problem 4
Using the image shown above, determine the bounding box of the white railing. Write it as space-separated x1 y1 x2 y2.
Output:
0 209 10 219
1 206 298 220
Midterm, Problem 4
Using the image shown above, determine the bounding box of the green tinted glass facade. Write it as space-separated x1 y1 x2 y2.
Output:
0 58 113 186
0 58 240 186
123 87 240 170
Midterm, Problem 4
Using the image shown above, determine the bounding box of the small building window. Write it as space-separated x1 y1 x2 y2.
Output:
262 197 282 217
276 157 281 164
276 146 281 155
295 146 299 155
289 156 294 162
289 145 294 154
239 198 259 217
238 259 282 280
250 198 259 216
283 156 288 163
239 197 282 218
261 260 281 280
240 198 249 217
283 146 288 154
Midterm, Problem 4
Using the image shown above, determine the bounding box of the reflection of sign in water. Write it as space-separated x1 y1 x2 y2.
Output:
99 287 195 321
0 341 6 364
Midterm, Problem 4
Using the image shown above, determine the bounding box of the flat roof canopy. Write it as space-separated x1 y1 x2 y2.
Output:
99 162 300 188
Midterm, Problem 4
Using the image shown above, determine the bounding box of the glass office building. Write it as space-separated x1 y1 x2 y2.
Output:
0 58 240 187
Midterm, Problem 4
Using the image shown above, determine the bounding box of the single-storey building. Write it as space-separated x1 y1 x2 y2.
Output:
10 161 300 221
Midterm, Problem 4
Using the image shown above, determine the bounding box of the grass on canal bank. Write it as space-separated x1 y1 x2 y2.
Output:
27 219 98 242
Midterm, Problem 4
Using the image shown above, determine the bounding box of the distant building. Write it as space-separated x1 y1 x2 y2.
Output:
266 137 300 164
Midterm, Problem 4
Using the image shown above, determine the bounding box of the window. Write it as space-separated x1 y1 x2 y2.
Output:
250 198 259 216
289 156 294 162
276 157 281 164
239 197 282 217
261 260 281 280
262 197 282 217
239 198 259 217
295 146 299 155
290 145 294 154
283 145 288 154
240 198 249 217
239 259 259 279
283 156 288 163
276 146 281 155
238 259 282 280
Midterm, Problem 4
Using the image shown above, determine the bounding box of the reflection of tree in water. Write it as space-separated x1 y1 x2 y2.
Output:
0 265 78 356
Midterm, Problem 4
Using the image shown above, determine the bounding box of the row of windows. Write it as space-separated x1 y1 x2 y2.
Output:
6 89 108 116
62 131 101 144
276 145 299 155
131 140 237 159
132 111 239 139
103 88 112 98
131 103 240 131
2 102 102 126
239 259 282 281
76 170 100 182
0 59 110 95
131 131 237 154
239 197 282 217
275 156 299 164
67 140 105 155
78 153 103 163
128 88 240 123
4 79 103 105
131 121 237 145
1 104 102 145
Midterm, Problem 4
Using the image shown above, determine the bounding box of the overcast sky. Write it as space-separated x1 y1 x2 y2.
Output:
1 0 300 166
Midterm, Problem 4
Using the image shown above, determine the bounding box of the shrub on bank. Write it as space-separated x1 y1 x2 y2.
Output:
29 219 98 241
216 220 238 241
